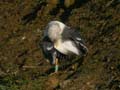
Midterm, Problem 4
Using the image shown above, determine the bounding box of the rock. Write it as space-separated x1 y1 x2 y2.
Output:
59 79 72 88
45 74 59 89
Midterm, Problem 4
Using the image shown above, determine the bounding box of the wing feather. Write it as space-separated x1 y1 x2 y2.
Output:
62 27 88 55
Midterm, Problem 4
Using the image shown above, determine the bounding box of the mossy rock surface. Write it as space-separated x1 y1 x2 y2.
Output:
0 0 120 90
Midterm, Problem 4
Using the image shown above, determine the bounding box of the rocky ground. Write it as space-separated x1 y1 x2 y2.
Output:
0 0 120 90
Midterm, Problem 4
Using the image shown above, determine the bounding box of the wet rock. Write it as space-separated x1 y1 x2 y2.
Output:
59 79 72 88
45 74 59 90
64 0 75 8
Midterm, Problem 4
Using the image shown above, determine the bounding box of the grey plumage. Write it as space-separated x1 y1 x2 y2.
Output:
41 36 67 64
62 26 88 55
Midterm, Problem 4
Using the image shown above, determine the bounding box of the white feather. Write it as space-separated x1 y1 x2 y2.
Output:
46 46 53 50
44 21 66 41
76 37 82 41
54 39 79 55
49 21 65 33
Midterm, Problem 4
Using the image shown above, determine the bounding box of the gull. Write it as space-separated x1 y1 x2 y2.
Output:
41 21 88 73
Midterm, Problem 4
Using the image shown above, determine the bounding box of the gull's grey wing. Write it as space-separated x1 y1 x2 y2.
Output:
40 36 68 64
62 26 88 55
40 36 55 64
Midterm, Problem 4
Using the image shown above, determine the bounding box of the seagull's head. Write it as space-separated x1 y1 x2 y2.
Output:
44 21 65 42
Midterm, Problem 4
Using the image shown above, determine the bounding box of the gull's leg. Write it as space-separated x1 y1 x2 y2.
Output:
52 52 59 73
55 58 59 73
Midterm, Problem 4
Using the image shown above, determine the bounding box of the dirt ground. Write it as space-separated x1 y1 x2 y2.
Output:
0 0 120 90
